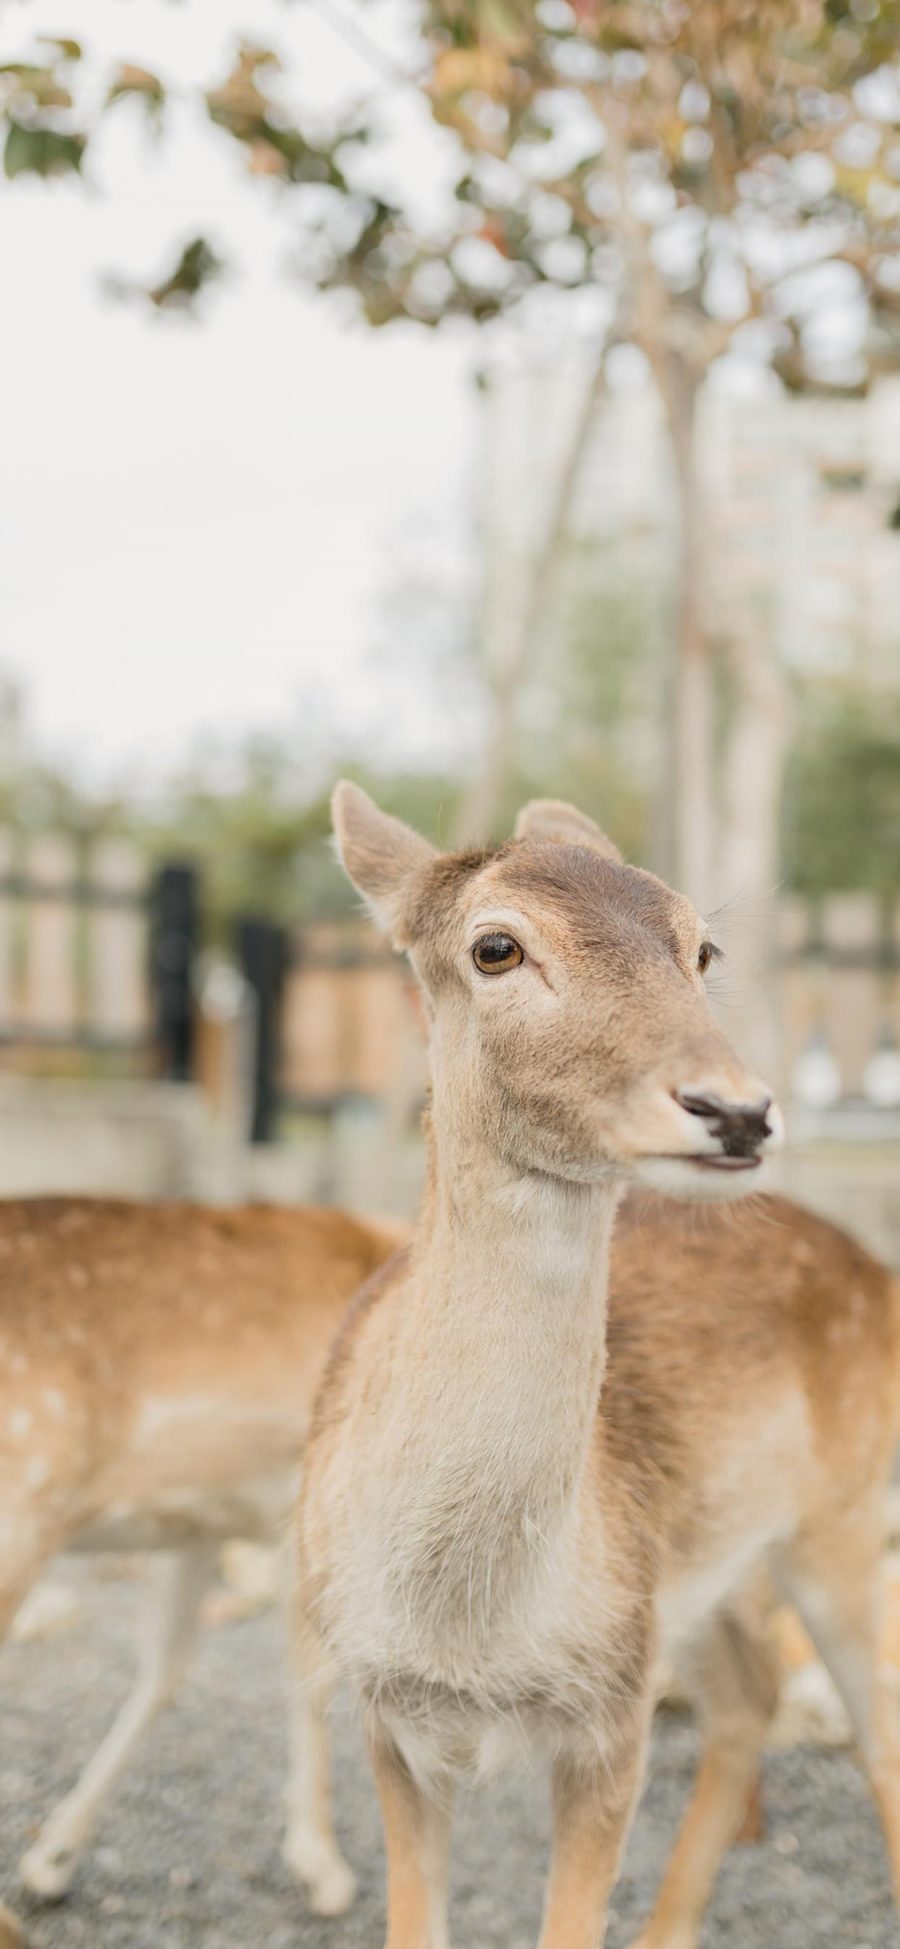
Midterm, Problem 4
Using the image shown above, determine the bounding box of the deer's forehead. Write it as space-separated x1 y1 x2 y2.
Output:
461 846 696 953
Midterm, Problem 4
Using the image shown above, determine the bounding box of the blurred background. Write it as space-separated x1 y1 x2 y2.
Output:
1 0 899 1252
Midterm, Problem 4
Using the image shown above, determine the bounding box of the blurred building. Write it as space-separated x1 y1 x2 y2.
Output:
564 370 900 680
703 379 900 684
0 675 23 792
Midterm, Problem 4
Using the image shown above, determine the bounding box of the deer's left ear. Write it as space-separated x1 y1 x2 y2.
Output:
332 781 437 946
514 799 622 864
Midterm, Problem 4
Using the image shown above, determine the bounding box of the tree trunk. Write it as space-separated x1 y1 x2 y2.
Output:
453 354 607 846
714 625 791 1089
659 361 715 912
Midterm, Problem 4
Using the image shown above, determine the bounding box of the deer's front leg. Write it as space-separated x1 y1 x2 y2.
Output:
370 1734 453 1949
539 1728 648 1949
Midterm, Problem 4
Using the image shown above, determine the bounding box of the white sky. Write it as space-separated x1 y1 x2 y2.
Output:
0 0 478 789
3 2 881 795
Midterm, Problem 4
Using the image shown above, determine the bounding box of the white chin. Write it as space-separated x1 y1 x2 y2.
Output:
631 1154 772 1204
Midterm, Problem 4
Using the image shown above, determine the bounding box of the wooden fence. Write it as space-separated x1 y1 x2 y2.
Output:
281 921 419 1110
2 833 897 1139
0 832 199 1077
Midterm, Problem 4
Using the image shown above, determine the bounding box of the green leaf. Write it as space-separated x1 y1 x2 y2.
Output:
0 64 72 108
36 36 83 62
148 236 225 307
106 63 165 110
3 120 85 179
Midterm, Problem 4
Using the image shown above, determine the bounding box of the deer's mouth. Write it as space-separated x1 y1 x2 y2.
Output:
640 1150 766 1177
680 1152 764 1173
631 1147 771 1203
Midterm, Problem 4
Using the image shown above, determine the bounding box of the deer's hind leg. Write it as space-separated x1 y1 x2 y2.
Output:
778 1499 900 1908
20 1543 216 1900
0 1468 77 1944
627 1583 779 1949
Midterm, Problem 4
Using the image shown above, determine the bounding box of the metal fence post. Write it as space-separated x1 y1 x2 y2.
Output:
235 916 289 1143
150 863 201 1082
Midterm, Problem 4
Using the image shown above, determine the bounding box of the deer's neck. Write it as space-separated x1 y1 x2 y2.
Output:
377 1108 621 1643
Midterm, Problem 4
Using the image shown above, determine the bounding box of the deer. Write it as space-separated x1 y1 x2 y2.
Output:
298 782 900 1949
0 927 896 1949
0 1194 408 1948
3 1200 896 1948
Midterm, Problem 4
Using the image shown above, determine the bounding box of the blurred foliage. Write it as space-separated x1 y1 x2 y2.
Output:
500 540 666 862
1 37 85 178
204 42 357 188
146 738 337 937
141 676 900 922
783 686 900 897
106 62 165 118
145 756 472 936
0 732 469 938
139 741 466 935
3 0 900 394
103 237 227 311
1 652 897 932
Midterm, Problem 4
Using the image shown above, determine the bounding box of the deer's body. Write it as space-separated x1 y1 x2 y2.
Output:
0 1194 404 1936
311 1185 898 1777
0 1177 896 1941
0 1197 401 1556
301 784 900 1949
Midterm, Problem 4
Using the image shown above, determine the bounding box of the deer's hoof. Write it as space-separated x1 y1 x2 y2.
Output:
307 1859 358 1918
283 1836 358 1916
625 1934 694 1949
19 1838 77 1903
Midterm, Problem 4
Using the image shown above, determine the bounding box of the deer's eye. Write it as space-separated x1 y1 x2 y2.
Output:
472 933 524 975
697 941 718 975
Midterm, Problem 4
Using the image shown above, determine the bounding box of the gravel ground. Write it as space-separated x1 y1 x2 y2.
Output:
1 1570 896 1949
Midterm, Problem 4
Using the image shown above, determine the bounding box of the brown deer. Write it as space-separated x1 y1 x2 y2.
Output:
299 784 900 1949
0 1190 894 1944
0 997 895 1943
2 1200 896 1948
0 1195 406 1947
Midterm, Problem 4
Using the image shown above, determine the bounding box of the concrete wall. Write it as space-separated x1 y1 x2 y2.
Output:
0 1080 210 1201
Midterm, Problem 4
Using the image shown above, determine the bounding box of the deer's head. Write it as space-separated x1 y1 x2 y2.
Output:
333 784 782 1200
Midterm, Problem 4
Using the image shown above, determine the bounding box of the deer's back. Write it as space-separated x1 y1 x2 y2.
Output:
0 1197 403 1547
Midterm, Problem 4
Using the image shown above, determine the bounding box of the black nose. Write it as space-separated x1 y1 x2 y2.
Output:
674 1089 773 1159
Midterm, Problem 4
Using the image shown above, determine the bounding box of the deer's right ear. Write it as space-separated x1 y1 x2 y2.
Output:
331 781 437 945
514 799 622 864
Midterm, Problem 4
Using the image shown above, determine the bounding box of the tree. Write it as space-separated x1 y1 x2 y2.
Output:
352 0 898 905
4 4 900 906
783 685 900 901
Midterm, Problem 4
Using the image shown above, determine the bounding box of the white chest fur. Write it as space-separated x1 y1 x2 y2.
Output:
318 1170 627 1784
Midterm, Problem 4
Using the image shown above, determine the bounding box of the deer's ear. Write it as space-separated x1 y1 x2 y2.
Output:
514 799 622 864
332 781 437 943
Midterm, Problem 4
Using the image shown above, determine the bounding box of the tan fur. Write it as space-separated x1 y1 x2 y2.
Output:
0 1192 896 1939
300 784 900 1949
0 1198 405 1564
0 1195 403 1926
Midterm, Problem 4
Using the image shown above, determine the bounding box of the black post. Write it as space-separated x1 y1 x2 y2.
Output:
149 863 200 1082
236 916 289 1144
